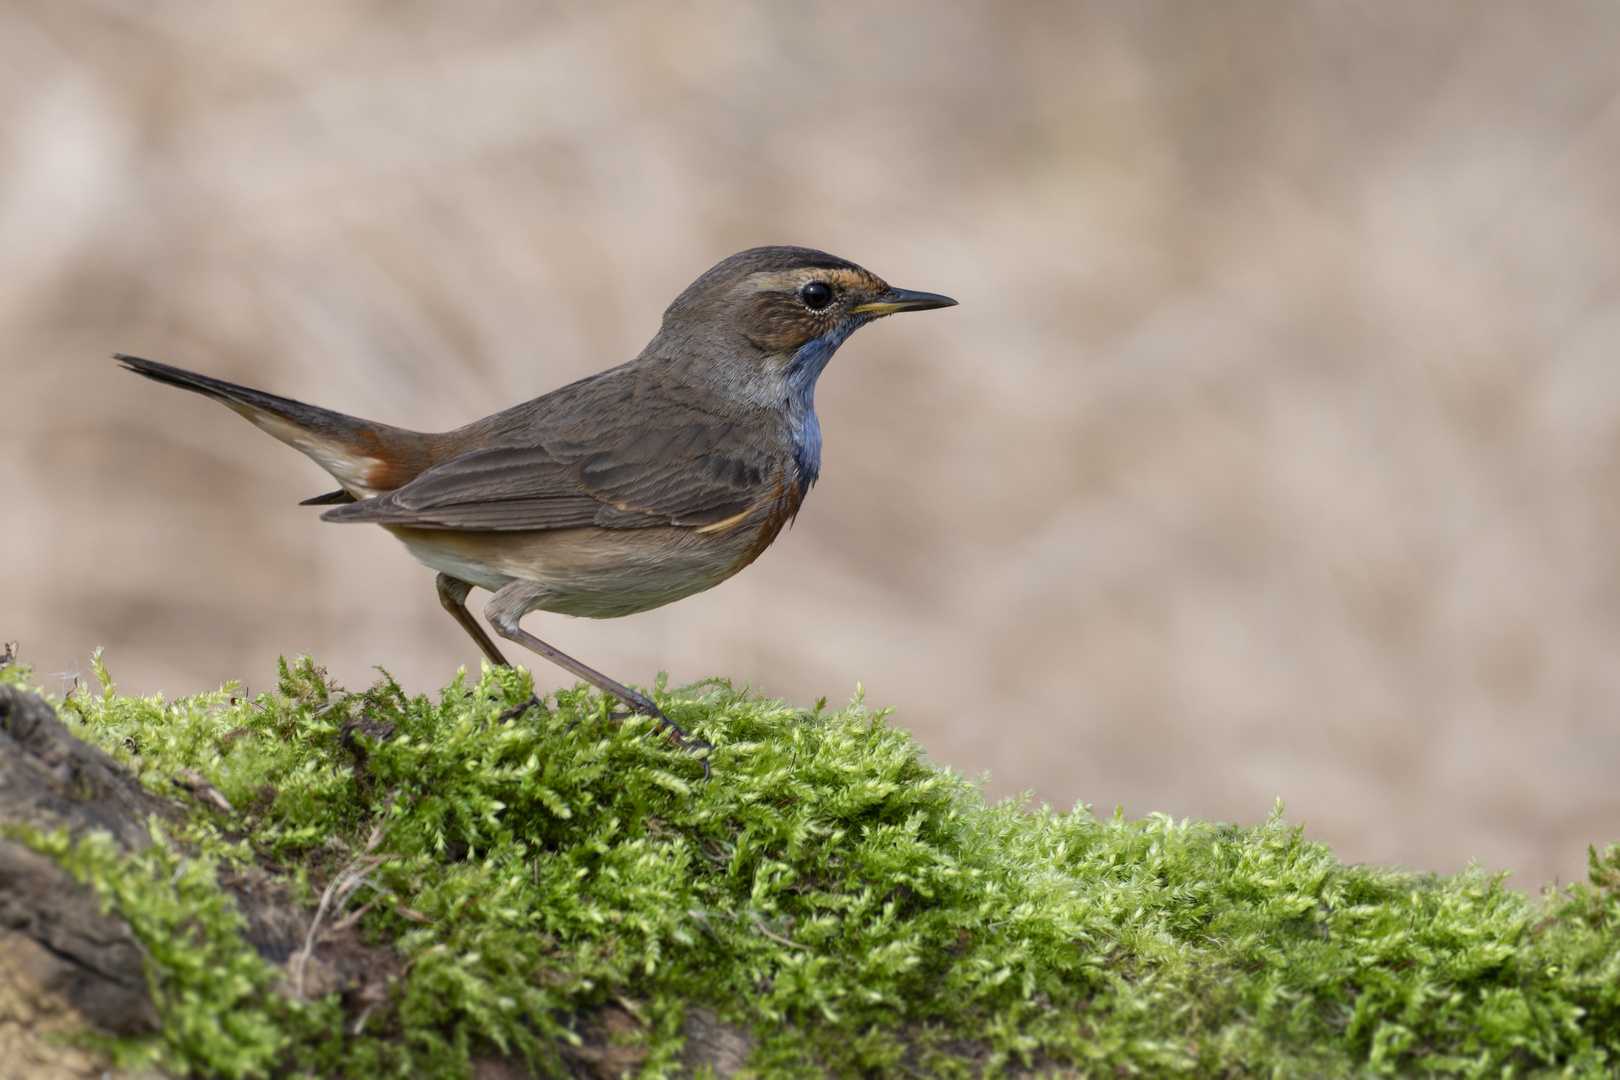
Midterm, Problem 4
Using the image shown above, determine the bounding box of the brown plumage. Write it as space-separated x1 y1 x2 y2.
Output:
119 246 955 752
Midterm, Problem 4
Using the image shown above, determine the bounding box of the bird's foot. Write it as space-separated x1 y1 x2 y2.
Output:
609 700 711 780
498 694 544 722
506 696 707 777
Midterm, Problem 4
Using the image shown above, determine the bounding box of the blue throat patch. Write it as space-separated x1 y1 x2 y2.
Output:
782 317 866 500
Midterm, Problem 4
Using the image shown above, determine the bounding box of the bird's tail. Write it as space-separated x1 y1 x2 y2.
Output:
116 354 435 499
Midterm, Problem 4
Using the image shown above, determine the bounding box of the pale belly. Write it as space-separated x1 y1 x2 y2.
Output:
384 522 762 619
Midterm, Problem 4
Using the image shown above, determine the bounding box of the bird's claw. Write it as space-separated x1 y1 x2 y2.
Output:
498 694 544 722
620 702 712 781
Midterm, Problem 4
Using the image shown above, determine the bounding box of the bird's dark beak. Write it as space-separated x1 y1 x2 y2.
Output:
852 287 958 316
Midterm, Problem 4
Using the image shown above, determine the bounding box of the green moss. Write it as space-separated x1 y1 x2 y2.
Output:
3 650 1619 1077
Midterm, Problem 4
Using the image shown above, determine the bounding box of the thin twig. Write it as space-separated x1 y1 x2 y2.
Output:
351 1005 377 1036
325 890 386 936
292 857 383 999
290 799 398 999
752 915 810 951
173 768 235 813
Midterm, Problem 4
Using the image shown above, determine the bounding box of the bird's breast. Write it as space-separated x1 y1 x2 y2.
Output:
727 475 801 573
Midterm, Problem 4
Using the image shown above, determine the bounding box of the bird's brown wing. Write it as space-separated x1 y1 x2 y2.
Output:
321 403 778 531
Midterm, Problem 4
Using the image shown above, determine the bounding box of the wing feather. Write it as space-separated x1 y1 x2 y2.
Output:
322 390 784 532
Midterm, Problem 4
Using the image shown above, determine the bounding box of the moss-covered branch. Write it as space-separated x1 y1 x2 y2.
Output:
2 651 1618 1078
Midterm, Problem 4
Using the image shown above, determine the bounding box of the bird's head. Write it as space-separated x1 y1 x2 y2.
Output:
647 246 956 401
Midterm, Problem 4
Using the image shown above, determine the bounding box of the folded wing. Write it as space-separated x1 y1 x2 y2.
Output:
322 405 778 532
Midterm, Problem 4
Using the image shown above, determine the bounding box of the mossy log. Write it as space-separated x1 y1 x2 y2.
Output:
1 652 1618 1078
0 682 748 1078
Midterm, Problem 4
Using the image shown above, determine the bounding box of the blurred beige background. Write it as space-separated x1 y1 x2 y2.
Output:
3 1 1619 885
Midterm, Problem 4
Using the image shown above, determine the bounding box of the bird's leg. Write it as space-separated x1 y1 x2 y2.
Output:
485 580 710 763
439 574 550 721
435 573 511 667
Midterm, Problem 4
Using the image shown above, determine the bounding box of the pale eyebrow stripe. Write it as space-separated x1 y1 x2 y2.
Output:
744 268 875 293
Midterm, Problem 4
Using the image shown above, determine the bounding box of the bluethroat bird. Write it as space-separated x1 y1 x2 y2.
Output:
118 246 956 752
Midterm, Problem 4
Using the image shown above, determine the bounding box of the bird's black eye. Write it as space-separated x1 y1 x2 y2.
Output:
801 281 833 310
